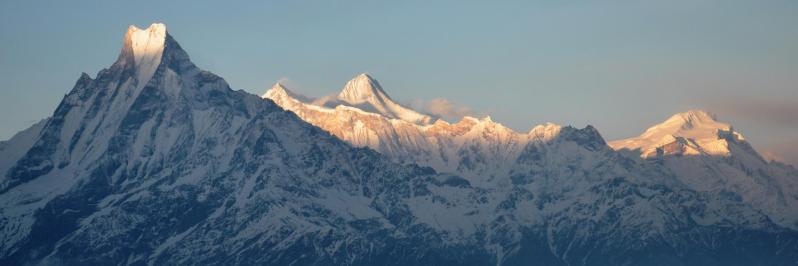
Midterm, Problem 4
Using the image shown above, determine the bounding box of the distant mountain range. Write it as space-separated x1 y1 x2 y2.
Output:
265 73 798 230
1 23 797 265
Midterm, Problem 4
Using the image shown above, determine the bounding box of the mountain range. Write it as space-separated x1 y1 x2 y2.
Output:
1 23 797 265
264 73 798 230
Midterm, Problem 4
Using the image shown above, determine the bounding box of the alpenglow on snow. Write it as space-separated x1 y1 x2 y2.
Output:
1 23 798 266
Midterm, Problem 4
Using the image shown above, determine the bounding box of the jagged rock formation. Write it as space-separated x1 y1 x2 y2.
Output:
1 23 797 265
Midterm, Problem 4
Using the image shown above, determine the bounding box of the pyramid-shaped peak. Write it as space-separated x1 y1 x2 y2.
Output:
337 73 390 104
643 109 730 137
352 73 379 84
356 72 375 80
272 82 287 91
264 82 305 99
262 82 288 98
332 73 433 125
262 82 315 104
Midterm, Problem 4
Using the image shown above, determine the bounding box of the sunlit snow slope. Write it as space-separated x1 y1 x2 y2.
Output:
1 23 797 265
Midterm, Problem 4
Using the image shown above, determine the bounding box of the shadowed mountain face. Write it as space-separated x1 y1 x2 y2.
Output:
2 24 798 265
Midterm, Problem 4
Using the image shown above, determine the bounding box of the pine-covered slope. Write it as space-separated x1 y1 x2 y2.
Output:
1 24 797 265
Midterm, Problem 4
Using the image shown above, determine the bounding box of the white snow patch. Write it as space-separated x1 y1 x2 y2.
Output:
127 23 167 86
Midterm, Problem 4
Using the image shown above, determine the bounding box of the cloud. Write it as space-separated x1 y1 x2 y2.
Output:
277 76 291 85
760 150 786 163
759 140 798 166
410 98 475 121
698 96 798 166
772 141 798 165
706 98 798 127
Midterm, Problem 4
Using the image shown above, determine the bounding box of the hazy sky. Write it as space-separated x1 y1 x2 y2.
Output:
1 1 797 164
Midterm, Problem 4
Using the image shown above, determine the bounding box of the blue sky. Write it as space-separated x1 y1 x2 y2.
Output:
1 1 796 164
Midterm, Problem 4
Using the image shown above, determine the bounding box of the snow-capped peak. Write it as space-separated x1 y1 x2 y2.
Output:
8 21 798 266
529 123 564 142
337 73 388 104
263 82 288 98
263 82 297 106
334 73 433 125
121 23 167 85
609 109 746 157
640 109 735 141
264 74 434 125
653 110 724 133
